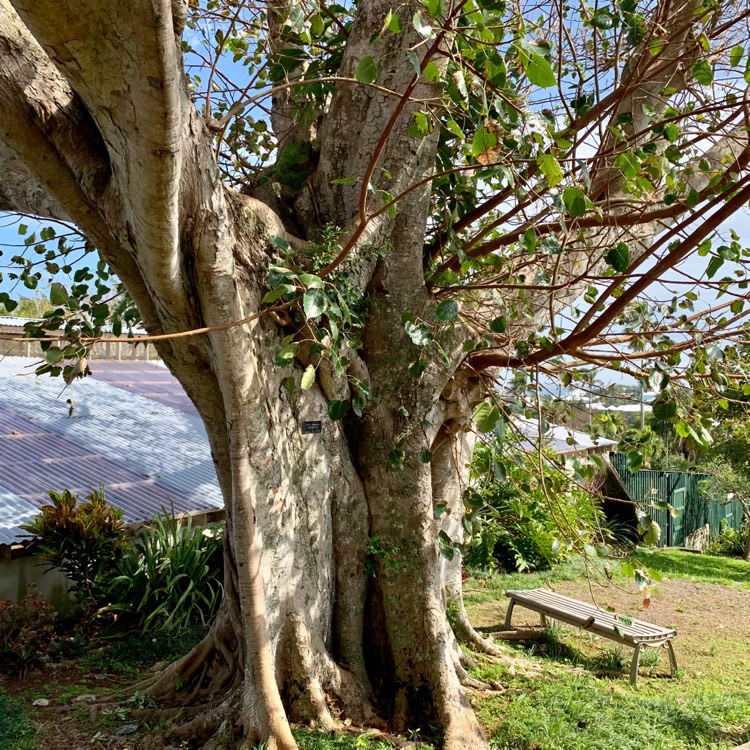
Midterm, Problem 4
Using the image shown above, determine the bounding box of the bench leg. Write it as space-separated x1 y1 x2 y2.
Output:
629 643 644 687
666 641 678 677
504 599 516 630
540 612 547 628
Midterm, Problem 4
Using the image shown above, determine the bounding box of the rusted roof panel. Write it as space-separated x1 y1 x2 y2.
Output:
0 357 222 545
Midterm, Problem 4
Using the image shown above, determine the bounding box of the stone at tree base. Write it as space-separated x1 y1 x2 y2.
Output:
72 693 97 703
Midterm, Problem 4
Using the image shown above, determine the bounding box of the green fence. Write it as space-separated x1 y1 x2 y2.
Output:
610 453 744 547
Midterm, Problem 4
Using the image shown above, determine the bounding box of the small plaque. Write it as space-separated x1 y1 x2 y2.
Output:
302 420 323 434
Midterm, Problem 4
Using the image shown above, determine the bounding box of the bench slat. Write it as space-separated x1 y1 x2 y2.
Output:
503 588 678 686
505 589 676 643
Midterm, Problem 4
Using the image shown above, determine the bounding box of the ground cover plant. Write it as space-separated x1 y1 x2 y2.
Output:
0 689 35 750
464 551 750 750
1 550 747 750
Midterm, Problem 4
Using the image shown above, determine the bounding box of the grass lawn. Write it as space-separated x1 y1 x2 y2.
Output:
1 550 748 750
464 550 750 750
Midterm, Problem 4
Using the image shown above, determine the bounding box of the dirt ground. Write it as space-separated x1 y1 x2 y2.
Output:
1 662 175 750
4 574 750 749
467 574 750 681
473 576 750 635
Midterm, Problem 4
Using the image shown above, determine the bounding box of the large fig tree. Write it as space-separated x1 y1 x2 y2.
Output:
1 0 750 747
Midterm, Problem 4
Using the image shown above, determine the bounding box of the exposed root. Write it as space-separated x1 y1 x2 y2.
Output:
141 605 240 704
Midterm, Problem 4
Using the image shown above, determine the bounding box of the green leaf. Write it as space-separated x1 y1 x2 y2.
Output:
471 126 497 158
536 154 563 186
489 316 507 334
435 299 459 322
473 402 501 432
331 177 358 185
523 228 536 253
408 356 427 378
604 243 629 272
613 151 640 178
406 49 421 75
274 342 299 367
426 0 444 18
385 11 402 33
303 289 328 320
563 187 586 218
388 449 405 467
405 320 432 346
524 53 556 88
355 55 378 85
652 397 677 420
301 364 315 390
261 284 294 304
691 59 713 86
328 400 349 421
730 299 744 314
446 119 464 139
643 519 661 546
626 450 643 472
663 124 679 143
420 449 433 463
298 273 323 289
423 60 441 83
706 255 723 279
44 347 64 365
412 11 433 38
49 282 69 306
730 44 744 67
590 9 615 29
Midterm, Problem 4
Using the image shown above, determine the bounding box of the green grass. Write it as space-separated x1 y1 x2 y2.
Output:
0 689 36 750
636 549 750 587
78 626 207 675
465 557 591 603
471 660 750 750
462 550 750 749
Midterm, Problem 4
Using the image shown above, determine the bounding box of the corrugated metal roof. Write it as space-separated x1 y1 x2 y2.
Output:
0 357 222 545
513 417 617 456
0 316 38 328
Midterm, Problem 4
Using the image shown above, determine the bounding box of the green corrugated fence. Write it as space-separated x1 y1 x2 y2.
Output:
610 452 744 547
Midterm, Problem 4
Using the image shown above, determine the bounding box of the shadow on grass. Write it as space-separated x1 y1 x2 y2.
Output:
638 549 750 586
520 624 665 680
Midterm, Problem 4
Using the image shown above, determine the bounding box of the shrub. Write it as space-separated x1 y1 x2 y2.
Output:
708 519 748 557
108 509 224 631
463 442 605 572
0 590 57 676
20 487 127 609
23 490 224 633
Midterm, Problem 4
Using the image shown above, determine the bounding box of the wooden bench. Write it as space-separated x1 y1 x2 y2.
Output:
504 588 677 685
